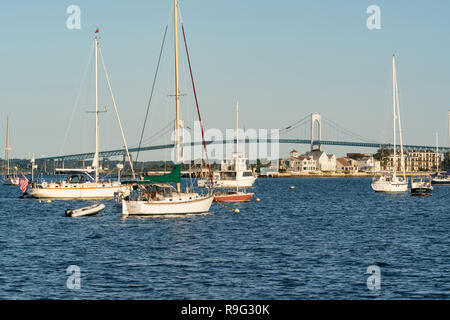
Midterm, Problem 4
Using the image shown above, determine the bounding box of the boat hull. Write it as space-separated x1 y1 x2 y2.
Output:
1 176 19 186
122 193 214 216
198 177 256 188
214 192 254 202
411 188 433 196
371 175 408 193
431 179 450 186
65 203 106 217
28 183 131 199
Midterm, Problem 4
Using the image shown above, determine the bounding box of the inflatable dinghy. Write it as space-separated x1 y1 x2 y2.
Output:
65 203 105 217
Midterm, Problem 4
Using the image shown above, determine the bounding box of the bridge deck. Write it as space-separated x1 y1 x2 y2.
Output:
36 139 449 162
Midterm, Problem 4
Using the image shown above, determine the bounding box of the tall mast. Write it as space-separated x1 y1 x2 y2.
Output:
94 34 100 182
236 101 239 155
436 132 439 171
4 116 9 176
392 55 397 177
394 56 406 179
174 0 181 192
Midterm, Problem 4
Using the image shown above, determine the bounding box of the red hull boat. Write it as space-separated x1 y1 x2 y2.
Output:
214 191 254 202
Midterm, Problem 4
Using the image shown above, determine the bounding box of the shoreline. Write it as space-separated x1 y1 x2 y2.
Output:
258 172 436 178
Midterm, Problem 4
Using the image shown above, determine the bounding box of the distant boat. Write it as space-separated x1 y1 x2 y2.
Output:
371 55 408 193
211 101 254 203
2 116 19 186
198 102 257 189
431 171 450 185
411 176 433 196
28 31 133 199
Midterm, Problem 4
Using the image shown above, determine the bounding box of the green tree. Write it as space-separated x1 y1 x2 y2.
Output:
374 148 390 169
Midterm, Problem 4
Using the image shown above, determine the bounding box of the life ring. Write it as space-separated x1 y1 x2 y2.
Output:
42 182 48 188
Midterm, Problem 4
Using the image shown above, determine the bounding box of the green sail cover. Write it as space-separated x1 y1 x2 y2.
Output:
123 164 181 185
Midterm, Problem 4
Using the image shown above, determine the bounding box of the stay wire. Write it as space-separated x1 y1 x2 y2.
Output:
136 24 169 165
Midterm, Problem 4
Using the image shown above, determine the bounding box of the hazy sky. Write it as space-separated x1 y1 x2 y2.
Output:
1 0 450 161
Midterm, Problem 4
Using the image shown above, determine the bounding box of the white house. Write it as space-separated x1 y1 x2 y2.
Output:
304 150 336 172
357 157 380 172
282 150 316 172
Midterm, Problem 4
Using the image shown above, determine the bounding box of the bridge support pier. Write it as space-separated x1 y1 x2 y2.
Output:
311 113 322 151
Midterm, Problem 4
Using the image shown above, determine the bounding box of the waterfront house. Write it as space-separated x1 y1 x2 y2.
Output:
282 150 317 173
304 150 336 172
336 157 358 173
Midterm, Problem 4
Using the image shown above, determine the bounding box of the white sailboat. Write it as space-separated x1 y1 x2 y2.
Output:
2 116 19 186
371 55 408 192
121 0 213 216
28 31 133 199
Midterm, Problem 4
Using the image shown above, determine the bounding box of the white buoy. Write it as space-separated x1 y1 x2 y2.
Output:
234 209 240 213
290 186 295 189
256 198 261 202
46 200 52 203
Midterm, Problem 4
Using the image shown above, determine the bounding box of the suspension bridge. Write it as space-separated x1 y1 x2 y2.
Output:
35 113 450 162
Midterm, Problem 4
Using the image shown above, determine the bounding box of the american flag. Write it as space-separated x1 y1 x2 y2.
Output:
19 176 29 193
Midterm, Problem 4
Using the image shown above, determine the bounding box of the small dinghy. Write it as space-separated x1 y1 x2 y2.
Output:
65 203 105 217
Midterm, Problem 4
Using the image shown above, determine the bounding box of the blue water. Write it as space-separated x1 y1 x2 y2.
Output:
0 177 449 299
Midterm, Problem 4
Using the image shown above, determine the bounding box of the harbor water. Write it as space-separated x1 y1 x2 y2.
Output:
0 177 449 299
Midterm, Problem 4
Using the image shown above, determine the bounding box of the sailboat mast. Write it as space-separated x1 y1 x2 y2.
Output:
4 116 9 176
236 101 239 193
94 35 100 182
436 132 439 171
392 55 397 177
394 56 406 179
174 0 181 192
236 101 239 155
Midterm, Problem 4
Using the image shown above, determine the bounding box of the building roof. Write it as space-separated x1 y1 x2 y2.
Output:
336 157 352 167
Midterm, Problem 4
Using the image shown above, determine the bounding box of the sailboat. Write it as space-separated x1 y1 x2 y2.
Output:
2 116 19 186
432 120 450 185
371 55 408 193
213 101 254 202
197 102 257 189
27 31 133 199
121 0 213 216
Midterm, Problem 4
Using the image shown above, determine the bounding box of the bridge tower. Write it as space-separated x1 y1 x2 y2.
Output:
311 113 322 151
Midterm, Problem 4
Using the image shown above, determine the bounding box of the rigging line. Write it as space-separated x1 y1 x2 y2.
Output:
136 25 169 165
181 22 213 186
59 41 94 157
132 120 173 147
139 122 173 146
98 47 135 179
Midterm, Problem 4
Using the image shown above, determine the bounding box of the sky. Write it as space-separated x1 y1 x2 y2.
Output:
1 0 450 161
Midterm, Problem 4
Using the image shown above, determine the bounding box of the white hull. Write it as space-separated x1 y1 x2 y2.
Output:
28 182 131 199
66 203 106 217
371 176 408 192
431 177 450 185
198 176 256 188
122 193 214 216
